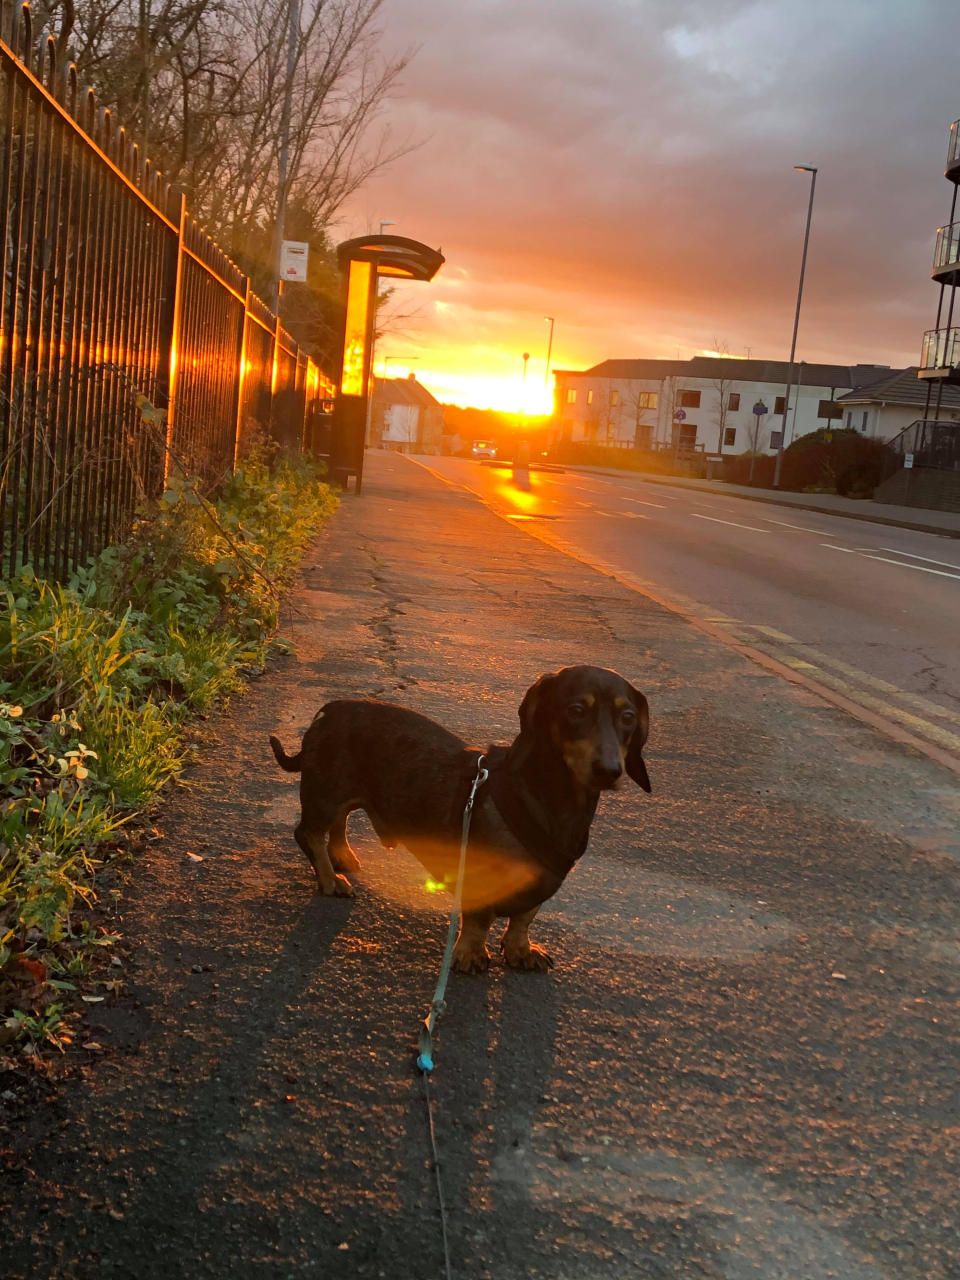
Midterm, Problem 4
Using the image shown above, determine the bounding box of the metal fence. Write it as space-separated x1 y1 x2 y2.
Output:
0 2 335 581
888 418 960 472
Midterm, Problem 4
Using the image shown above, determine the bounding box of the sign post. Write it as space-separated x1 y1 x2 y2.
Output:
749 401 768 482
280 240 309 283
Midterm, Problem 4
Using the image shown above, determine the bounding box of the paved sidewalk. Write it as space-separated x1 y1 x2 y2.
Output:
567 466 960 537
2 451 959 1280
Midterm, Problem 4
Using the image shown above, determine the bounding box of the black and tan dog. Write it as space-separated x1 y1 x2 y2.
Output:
269 665 651 973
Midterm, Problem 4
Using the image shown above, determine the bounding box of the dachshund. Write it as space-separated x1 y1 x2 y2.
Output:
269 665 651 973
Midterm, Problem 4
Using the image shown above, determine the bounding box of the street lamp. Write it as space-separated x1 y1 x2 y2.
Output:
544 316 555 388
381 354 419 376
773 164 818 488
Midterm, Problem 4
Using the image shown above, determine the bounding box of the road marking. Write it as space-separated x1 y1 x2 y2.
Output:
751 624 795 641
880 547 960 572
823 544 960 580
762 518 825 533
692 514 766 532
621 497 667 509
724 623 960 728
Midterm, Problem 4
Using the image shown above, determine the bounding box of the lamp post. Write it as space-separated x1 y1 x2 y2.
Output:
773 164 818 488
381 354 419 376
544 316 555 387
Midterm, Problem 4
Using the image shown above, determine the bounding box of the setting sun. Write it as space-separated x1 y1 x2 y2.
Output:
412 364 555 414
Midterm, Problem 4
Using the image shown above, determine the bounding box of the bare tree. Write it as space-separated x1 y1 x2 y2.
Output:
32 0 414 311
708 340 738 456
622 384 659 450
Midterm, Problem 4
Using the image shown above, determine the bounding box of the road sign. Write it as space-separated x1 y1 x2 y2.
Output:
280 240 309 281
752 401 768 416
673 408 686 421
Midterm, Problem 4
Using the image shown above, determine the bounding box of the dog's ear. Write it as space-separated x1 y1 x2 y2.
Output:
508 672 559 769
624 685 652 793
518 672 558 735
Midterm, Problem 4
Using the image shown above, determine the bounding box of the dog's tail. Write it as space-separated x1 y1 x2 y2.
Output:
269 735 302 773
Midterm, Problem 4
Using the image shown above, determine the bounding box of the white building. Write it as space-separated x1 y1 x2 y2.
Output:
551 357 905 457
835 365 960 441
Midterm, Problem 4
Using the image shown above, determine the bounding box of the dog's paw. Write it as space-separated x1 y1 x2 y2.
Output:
502 942 554 972
317 873 355 897
452 943 491 975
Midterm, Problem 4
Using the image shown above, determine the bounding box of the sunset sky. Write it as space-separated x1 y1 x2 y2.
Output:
339 0 960 412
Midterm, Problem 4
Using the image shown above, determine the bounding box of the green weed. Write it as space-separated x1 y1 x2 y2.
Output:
0 451 335 1053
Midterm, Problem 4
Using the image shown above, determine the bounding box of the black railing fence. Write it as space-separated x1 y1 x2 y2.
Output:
0 1 334 580
887 419 960 473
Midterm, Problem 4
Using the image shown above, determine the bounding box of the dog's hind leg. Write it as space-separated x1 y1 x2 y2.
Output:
452 909 495 974
328 806 362 873
501 906 553 971
295 815 354 897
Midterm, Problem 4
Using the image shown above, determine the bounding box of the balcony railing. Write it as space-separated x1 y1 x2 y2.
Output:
919 327 960 379
933 222 960 279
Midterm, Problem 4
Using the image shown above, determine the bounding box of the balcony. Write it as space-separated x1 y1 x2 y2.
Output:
933 221 960 282
947 119 960 183
918 327 960 381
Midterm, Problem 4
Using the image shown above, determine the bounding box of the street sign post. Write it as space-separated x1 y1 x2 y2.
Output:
280 240 309 282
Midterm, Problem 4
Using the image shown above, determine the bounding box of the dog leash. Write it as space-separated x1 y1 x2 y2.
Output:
417 753 488 1072
416 753 488 1280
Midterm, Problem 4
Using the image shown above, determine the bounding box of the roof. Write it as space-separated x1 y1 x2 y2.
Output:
559 356 902 390
375 374 443 410
835 366 960 409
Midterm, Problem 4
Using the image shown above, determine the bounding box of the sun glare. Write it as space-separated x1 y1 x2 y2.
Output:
414 367 554 414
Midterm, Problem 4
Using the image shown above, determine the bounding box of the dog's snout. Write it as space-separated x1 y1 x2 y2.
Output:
591 760 623 788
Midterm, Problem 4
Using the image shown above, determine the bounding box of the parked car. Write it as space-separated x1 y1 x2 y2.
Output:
471 439 497 459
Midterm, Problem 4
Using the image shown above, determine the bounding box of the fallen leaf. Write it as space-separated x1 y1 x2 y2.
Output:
185 852 204 862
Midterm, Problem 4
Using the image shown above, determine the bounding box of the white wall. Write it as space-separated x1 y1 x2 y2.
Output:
554 372 860 454
383 403 419 443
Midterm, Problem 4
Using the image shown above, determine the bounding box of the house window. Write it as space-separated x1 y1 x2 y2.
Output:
679 389 700 408
861 410 869 431
727 393 740 411
611 389 620 406
845 411 852 428
723 427 736 447
587 389 594 405
636 391 658 409
678 423 697 449
818 399 842 420
566 388 577 404
774 396 786 415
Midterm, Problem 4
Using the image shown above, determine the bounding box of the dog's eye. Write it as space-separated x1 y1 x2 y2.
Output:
620 708 636 724
566 702 588 719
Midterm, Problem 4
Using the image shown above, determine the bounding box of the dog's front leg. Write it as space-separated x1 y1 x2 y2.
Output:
453 909 495 974
502 906 552 971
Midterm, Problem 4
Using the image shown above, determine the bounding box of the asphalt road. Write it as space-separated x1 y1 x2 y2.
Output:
421 456 960 772
2 451 959 1279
